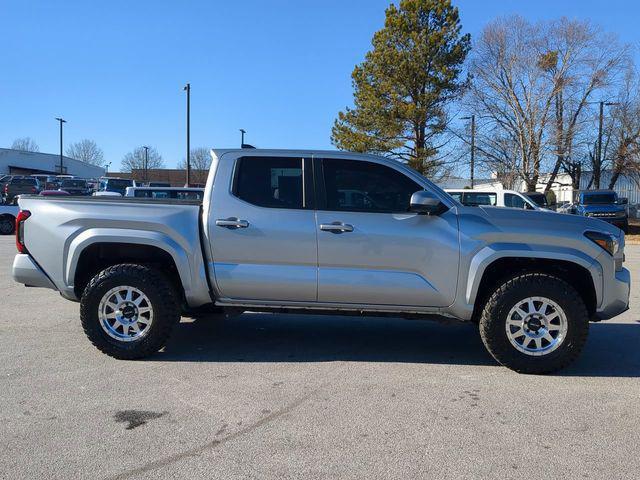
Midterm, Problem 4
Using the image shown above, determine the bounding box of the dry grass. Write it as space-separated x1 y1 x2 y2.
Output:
627 219 640 245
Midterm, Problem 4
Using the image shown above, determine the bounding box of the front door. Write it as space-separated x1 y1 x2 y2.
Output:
209 155 318 302
315 157 459 308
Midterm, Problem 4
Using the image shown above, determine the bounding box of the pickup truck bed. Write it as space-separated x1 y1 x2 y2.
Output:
11 148 630 374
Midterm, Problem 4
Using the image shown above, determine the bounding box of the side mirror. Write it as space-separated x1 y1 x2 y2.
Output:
409 190 446 215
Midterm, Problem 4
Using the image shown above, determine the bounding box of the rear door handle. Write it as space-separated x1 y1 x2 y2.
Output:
319 222 354 234
216 218 249 229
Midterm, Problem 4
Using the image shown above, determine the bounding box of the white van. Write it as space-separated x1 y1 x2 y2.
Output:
445 189 542 210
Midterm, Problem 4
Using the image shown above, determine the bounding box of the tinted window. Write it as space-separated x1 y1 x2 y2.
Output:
504 193 526 208
582 193 616 204
322 159 420 213
12 178 37 186
526 193 548 207
234 157 303 209
462 192 496 206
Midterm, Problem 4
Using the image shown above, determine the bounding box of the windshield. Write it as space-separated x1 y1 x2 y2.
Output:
582 193 616 204
62 180 87 188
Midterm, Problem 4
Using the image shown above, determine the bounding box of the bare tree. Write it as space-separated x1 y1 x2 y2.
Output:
11 137 39 152
177 147 212 185
605 69 640 189
66 139 105 166
542 19 629 192
121 147 164 181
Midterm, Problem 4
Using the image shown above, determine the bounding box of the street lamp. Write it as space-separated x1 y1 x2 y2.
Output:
55 117 66 174
183 83 191 187
240 128 246 147
105 161 111 175
142 146 149 184
461 115 476 188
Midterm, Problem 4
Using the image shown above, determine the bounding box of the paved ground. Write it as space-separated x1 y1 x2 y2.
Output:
1 235 639 480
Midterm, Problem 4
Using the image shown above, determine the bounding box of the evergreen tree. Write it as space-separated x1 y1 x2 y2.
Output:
332 0 470 175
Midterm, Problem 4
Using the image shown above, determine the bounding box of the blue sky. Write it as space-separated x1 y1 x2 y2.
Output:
1 0 639 171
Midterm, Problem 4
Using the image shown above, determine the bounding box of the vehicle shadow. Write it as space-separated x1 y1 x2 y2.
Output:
152 313 640 377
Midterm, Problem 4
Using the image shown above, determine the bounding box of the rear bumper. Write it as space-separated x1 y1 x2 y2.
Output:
12 254 57 290
595 267 630 320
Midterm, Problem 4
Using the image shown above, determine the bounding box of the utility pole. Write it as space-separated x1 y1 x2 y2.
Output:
184 83 191 187
596 101 619 189
240 128 246 147
142 146 149 184
55 117 66 174
462 115 475 188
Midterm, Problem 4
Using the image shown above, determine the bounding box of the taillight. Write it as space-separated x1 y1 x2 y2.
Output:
31 186 37 193
16 210 31 254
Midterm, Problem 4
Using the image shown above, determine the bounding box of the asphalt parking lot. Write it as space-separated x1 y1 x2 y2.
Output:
1 236 639 480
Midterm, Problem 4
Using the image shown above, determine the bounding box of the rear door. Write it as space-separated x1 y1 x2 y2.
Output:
208 155 318 302
315 157 459 308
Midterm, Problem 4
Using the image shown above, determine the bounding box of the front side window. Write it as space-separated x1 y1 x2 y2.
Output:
322 158 421 213
462 192 497 206
504 193 526 209
234 157 304 209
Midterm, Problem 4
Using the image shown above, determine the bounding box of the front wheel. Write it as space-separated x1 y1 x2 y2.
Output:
80 264 181 359
0 216 15 235
479 273 589 374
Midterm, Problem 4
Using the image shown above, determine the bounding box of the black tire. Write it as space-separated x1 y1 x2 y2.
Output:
479 273 589 374
80 264 180 359
0 216 15 235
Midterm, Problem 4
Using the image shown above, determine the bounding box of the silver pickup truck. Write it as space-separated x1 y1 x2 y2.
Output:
12 149 630 373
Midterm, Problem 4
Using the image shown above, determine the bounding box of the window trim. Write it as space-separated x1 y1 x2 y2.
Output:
315 157 423 214
231 155 311 210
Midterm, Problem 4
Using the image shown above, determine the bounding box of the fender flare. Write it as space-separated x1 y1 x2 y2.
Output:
65 228 193 296
465 243 603 307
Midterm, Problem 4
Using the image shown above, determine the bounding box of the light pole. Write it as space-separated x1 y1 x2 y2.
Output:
461 115 475 188
183 83 191 187
55 117 66 174
597 101 619 169
240 128 246 147
142 146 149 184
105 162 111 175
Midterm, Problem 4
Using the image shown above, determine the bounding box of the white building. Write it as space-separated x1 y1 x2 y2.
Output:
526 171 640 205
0 148 105 178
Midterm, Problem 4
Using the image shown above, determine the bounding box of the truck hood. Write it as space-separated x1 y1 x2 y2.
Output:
579 204 625 214
459 205 622 242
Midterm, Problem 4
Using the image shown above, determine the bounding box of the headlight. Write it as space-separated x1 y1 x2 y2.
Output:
584 231 619 256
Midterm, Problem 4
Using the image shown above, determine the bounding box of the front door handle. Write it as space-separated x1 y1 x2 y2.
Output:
216 217 249 229
319 222 354 234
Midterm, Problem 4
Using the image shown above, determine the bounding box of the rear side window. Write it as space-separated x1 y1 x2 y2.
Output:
234 157 304 209
321 158 420 213
12 178 37 186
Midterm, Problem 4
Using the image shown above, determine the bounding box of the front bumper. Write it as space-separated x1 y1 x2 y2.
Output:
595 266 630 320
12 254 57 290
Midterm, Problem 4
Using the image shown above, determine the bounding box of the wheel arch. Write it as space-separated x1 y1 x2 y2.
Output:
467 246 601 319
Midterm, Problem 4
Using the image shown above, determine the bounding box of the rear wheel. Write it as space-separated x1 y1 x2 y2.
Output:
479 273 589 374
80 264 180 359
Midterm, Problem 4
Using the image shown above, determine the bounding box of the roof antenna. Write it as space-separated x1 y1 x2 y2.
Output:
239 128 255 149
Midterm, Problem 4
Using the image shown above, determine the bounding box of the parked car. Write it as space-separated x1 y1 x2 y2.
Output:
124 186 205 200
569 190 628 233
12 149 629 374
31 174 61 190
445 189 541 210
147 182 172 187
98 178 135 196
59 178 92 196
3 176 41 204
0 175 13 202
0 204 19 234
